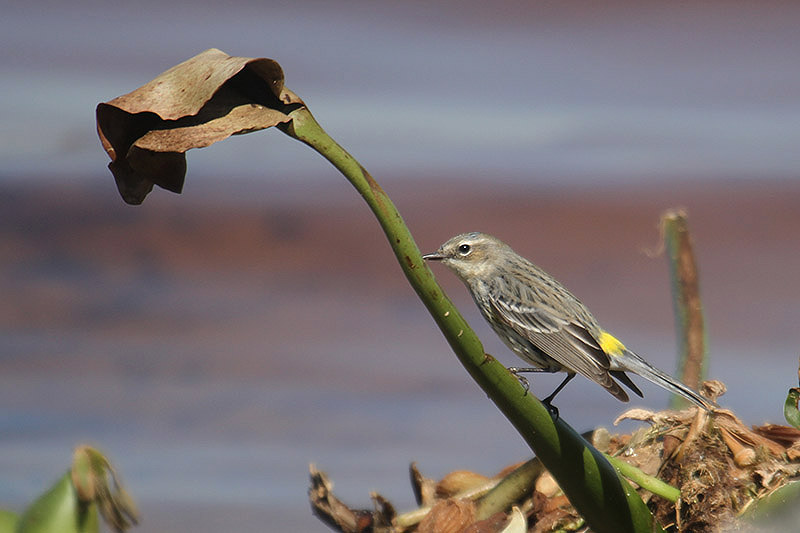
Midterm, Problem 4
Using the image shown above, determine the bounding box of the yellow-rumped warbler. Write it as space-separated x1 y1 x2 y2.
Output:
423 231 714 410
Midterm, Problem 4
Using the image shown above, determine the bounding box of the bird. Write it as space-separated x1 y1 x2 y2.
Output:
423 231 715 411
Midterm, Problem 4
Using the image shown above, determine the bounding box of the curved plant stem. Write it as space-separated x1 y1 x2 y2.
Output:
473 457 544 520
280 106 662 533
606 455 680 503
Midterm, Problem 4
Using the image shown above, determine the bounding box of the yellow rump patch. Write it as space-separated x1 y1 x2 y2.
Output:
599 331 627 356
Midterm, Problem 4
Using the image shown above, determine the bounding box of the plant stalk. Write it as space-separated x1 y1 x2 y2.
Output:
281 106 661 533
662 209 708 409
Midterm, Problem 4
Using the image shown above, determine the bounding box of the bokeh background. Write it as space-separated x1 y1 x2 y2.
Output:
3 1 800 531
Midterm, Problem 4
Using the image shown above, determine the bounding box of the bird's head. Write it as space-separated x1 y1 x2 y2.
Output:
423 232 508 280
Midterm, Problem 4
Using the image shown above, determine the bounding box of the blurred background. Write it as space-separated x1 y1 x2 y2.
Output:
2 0 800 530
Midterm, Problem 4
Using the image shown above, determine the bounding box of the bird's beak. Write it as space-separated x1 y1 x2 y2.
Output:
422 251 445 261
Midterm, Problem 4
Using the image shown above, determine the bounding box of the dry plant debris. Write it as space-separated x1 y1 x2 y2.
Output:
309 385 800 533
96 48 302 204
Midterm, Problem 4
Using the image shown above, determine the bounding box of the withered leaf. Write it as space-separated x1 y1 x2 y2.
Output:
96 48 303 204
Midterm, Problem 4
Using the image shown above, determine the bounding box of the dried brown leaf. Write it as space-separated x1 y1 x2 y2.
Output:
700 379 727 402
753 423 800 447
309 464 374 533
716 410 786 456
417 499 476 533
461 511 513 533
719 425 757 467
410 462 437 506
788 441 800 461
614 407 672 426
96 48 303 204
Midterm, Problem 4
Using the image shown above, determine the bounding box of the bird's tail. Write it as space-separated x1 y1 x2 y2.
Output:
615 348 716 411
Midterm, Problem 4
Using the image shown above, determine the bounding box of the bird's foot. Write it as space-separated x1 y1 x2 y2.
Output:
541 397 560 420
508 367 531 396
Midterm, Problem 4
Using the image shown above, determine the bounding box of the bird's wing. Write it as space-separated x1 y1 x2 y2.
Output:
489 292 627 399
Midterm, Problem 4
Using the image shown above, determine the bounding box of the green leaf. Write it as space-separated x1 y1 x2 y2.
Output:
784 388 800 429
0 509 19 533
71 446 139 532
743 481 800 526
16 472 99 533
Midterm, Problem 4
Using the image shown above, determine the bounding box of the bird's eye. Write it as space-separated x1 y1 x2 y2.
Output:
457 243 471 255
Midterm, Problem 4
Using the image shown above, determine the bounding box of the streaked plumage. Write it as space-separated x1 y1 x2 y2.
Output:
423 231 714 410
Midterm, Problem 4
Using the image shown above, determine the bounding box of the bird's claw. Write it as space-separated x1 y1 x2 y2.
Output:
542 398 560 420
508 367 530 396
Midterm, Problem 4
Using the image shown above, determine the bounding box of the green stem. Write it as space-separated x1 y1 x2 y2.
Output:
281 106 661 533
473 457 544 520
606 455 680 503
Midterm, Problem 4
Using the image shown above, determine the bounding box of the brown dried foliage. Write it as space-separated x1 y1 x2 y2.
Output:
96 48 303 205
310 390 800 533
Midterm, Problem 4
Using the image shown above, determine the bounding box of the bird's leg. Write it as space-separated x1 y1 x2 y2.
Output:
507 366 550 396
540 373 577 418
